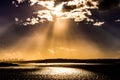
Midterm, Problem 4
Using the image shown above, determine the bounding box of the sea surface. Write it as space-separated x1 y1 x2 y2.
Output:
0 63 120 80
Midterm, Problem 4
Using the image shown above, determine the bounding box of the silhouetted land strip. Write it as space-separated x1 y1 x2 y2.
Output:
16 59 120 64
0 62 18 67
1 59 120 68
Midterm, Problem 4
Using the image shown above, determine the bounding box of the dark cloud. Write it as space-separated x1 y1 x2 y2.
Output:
0 24 32 49
54 0 72 6
82 24 120 52
79 7 120 53
0 0 41 49
98 0 120 10
62 4 76 12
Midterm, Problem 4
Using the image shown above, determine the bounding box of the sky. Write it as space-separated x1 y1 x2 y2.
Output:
0 0 120 60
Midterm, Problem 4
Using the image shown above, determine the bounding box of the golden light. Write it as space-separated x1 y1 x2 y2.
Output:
0 0 113 61
17 0 102 26
45 67 77 75
53 18 69 36
35 67 91 75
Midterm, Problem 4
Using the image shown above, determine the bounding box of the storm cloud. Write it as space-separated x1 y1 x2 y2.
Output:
98 0 120 10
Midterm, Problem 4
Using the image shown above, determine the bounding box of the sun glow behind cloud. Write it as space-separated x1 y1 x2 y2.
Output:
14 0 105 26
2 0 120 61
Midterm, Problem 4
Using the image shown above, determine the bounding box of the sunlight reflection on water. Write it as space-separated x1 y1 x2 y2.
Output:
0 66 109 80
33 67 101 79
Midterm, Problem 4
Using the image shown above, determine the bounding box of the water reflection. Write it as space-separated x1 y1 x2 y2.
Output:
0 66 110 80
33 67 107 80
36 67 88 75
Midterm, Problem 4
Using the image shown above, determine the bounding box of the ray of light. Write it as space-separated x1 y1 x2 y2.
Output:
15 0 104 27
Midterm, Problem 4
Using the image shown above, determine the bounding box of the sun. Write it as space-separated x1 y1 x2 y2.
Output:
14 0 105 27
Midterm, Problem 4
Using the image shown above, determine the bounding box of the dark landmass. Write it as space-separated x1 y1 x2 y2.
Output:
1 59 120 69
16 58 120 64
14 59 120 72
0 62 18 67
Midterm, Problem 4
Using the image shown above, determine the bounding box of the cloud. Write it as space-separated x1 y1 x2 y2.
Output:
15 0 119 26
15 0 100 26
98 0 120 10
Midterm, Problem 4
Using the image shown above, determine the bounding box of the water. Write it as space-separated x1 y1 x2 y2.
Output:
0 63 120 80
